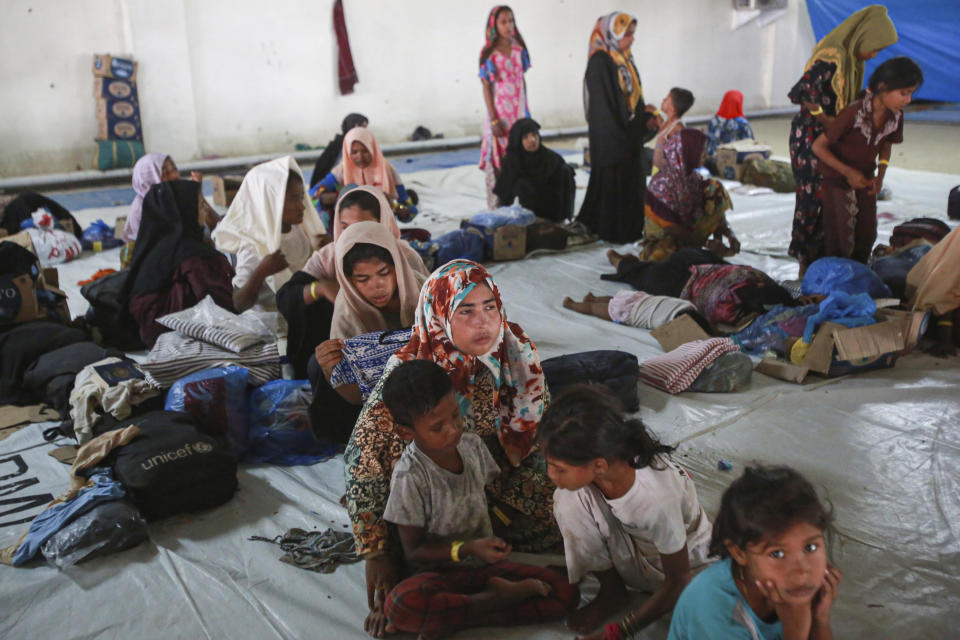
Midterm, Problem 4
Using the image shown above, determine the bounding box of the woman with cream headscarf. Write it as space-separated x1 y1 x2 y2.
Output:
787 5 897 276
307 220 427 441
277 185 428 378
575 12 659 244
212 156 326 312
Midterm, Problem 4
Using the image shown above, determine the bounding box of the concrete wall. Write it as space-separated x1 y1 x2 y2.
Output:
0 0 816 177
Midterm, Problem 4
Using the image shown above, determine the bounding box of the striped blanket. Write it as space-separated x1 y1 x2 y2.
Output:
637 338 740 394
141 331 280 388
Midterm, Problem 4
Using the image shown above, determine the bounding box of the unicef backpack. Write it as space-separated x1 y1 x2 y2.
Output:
107 410 238 520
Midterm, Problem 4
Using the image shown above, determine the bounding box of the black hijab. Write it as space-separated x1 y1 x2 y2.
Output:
310 113 368 188
494 118 566 203
122 180 221 299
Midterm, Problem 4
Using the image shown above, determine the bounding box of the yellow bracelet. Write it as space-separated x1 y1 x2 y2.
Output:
450 540 465 563
938 320 953 327
491 506 512 526
809 106 824 116
310 281 318 301
878 159 890 166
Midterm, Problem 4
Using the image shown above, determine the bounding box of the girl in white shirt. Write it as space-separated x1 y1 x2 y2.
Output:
537 385 712 640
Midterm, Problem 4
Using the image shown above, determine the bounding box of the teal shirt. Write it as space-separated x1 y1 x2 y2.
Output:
668 557 783 640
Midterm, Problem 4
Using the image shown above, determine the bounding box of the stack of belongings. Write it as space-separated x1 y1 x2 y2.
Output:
92 53 144 170
0 193 84 261
3 409 240 568
140 295 281 388
0 241 87 442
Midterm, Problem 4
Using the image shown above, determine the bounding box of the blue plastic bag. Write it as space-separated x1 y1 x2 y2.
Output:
165 366 249 452
732 303 820 357
802 292 877 343
468 204 536 229
81 219 124 251
801 257 892 298
245 380 339 466
434 228 485 266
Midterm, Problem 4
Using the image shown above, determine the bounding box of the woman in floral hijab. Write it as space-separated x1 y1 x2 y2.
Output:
344 259 556 637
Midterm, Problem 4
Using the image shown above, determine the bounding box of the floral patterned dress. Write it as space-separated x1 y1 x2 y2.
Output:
704 116 755 158
479 44 531 207
787 60 838 269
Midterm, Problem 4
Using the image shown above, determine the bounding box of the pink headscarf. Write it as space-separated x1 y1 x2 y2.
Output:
341 128 396 198
330 221 425 339
123 153 168 243
301 185 427 282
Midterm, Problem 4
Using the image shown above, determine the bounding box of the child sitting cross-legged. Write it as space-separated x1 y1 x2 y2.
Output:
381 360 578 640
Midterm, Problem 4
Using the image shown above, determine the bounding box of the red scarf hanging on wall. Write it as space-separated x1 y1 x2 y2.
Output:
333 0 358 95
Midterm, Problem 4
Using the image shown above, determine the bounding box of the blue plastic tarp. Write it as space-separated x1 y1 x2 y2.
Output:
806 1 960 103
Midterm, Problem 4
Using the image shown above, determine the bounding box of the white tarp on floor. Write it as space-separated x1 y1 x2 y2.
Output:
2 158 958 639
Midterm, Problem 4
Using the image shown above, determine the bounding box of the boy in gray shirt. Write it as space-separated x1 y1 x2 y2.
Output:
380 360 577 639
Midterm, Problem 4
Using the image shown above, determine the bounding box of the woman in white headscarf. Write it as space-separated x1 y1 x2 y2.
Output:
212 156 326 311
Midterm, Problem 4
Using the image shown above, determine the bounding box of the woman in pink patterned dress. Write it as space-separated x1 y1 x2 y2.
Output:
478 5 531 208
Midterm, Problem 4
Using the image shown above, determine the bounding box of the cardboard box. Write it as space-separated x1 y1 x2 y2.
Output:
459 220 527 262
92 53 138 81
211 175 244 207
755 309 927 383
96 97 140 121
3 230 35 253
716 140 772 181
94 77 138 100
97 111 143 141
0 273 41 325
652 307 927 385
651 314 711 352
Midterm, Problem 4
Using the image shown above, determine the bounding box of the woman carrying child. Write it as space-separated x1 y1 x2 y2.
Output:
478 5 531 209
493 118 575 221
576 12 659 243
308 220 427 442
705 90 756 160
669 465 840 639
276 186 428 378
378 360 578 639
311 127 417 219
640 128 739 262
788 5 898 276
812 57 922 264
344 259 557 638
212 156 326 312
537 386 713 638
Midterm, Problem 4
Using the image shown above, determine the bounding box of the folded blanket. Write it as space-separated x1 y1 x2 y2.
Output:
638 338 740 394
141 331 280 388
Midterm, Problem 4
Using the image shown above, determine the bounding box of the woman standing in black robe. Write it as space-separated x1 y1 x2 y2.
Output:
576 11 658 243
